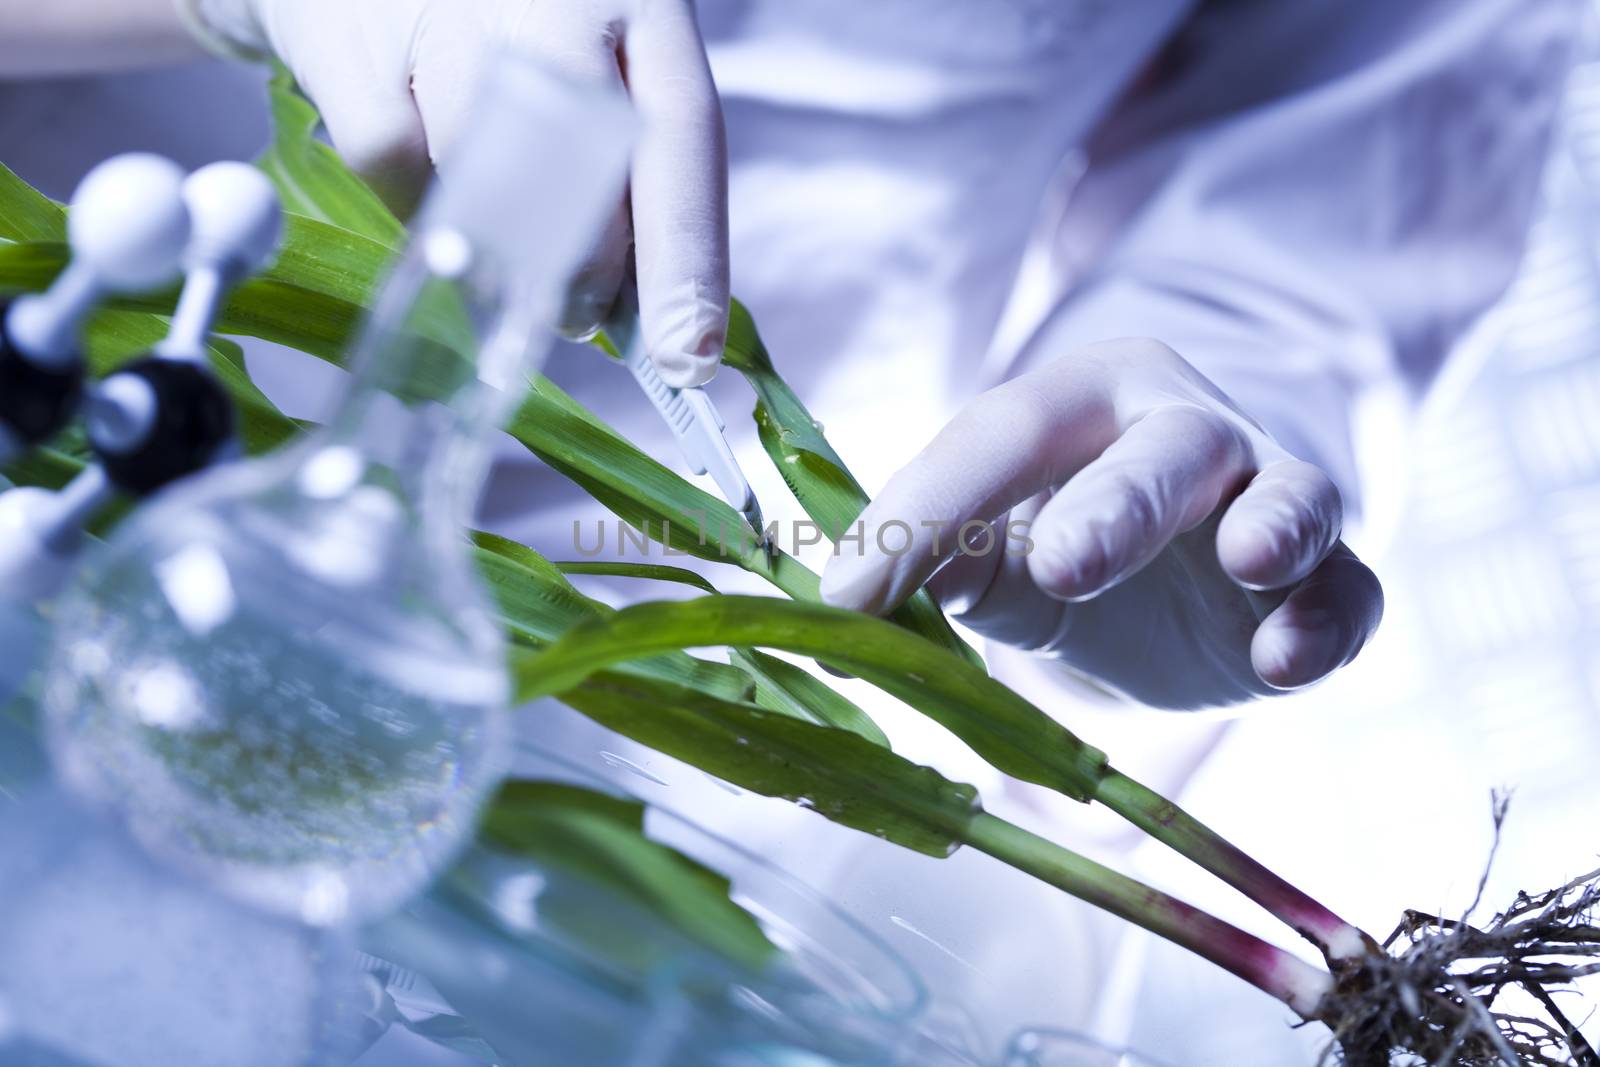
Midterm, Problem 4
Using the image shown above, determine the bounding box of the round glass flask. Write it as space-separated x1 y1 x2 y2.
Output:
41 55 635 926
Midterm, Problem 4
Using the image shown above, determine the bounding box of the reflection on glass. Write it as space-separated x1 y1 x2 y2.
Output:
1005 1029 1173 1067
40 55 634 927
354 742 929 1066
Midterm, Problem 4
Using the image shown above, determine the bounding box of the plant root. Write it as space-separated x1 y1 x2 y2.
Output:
1315 798 1599 1066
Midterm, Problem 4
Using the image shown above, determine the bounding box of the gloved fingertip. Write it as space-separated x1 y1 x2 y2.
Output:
1217 509 1312 592
1217 522 1288 592
652 348 719 389
1027 529 1108 602
644 287 727 387
820 556 891 616
1251 610 1340 690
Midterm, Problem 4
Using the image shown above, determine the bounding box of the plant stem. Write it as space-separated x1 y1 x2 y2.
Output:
1093 769 1369 962
963 811 1334 1019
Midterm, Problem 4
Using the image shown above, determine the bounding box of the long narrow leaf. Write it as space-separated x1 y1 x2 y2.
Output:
0 240 67 293
257 66 407 248
555 560 721 596
0 218 403 368
730 648 889 748
0 88 971 684
721 301 983 670
0 224 817 596
242 73 977 663
86 312 302 454
721 302 864 520
505 386 825 602
549 556 889 746
555 671 979 858
0 313 301 486
473 532 754 704
0 161 65 242
482 779 779 971
0 100 997 797
516 595 1109 800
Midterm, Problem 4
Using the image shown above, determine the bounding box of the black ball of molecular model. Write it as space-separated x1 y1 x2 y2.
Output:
0 154 281 621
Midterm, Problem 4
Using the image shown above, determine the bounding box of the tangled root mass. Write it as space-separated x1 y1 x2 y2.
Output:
1319 799 1599 1066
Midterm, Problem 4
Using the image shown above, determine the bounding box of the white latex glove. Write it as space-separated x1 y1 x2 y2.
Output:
820 338 1384 710
188 0 729 387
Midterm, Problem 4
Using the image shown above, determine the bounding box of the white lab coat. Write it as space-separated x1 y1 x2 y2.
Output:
0 1 1580 1061
501 0 1576 586
693 0 1577 516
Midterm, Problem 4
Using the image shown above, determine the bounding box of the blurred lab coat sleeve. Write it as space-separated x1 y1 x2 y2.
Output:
1033 0 1579 517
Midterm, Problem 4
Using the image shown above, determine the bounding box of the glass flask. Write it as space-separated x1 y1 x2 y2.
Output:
1003 1029 1174 1067
41 54 634 927
352 741 928 1067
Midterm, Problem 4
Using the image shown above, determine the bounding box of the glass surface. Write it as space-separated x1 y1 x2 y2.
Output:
351 742 928 1066
40 54 634 927
511 743 926 1036
42 462 513 925
0 597 44 710
39 259 517 929
1004 1029 1173 1067
0 590 49 785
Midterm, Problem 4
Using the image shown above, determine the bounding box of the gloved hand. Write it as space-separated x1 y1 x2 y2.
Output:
186 0 729 387
820 338 1384 710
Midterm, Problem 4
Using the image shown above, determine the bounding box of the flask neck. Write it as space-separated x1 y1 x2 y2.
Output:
318 231 543 536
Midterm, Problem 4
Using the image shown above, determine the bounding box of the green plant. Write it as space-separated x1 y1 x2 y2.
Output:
3 72 1595 1065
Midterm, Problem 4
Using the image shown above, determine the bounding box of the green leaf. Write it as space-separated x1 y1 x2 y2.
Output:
254 72 479 380
0 217 406 369
0 147 932 633
475 532 600 606
86 311 303 454
0 313 302 491
202 335 305 454
512 375 763 576
516 595 1109 801
753 407 866 536
481 779 779 972
0 240 820 606
0 445 79 493
0 161 65 242
214 214 438 371
472 532 754 705
555 672 980 858
731 648 889 748
0 97 993 784
722 301 984 671
722 301 864 516
549 558 889 747
473 532 608 640
555 560 722 597
0 239 67 294
506 384 823 602
256 66 406 249
229 214 395 358
0 89 968 674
